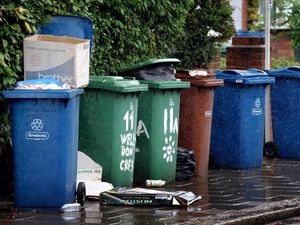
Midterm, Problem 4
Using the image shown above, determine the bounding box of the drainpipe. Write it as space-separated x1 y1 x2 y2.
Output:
265 0 273 147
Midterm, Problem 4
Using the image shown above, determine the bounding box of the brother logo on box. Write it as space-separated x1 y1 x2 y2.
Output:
24 34 90 88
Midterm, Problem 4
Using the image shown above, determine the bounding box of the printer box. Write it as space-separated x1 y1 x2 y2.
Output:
24 34 90 88
100 188 201 206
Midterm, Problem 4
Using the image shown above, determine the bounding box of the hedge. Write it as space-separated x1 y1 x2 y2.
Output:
1 0 193 85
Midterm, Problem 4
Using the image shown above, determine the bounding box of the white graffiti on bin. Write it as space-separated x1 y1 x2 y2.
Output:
163 107 178 135
136 120 150 139
120 106 136 172
162 135 176 163
162 99 178 163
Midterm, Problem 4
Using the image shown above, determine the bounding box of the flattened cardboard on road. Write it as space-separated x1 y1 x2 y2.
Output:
100 188 201 206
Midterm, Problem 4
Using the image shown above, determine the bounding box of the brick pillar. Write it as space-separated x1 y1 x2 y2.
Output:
207 50 221 73
226 36 265 70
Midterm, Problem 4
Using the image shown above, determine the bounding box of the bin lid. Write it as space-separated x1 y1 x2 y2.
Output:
265 66 300 79
120 58 180 72
216 69 275 84
2 89 84 99
176 69 224 87
138 80 190 89
36 15 93 51
87 76 148 92
236 30 264 38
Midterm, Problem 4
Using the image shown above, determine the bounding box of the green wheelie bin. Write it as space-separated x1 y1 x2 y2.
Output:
78 76 148 187
119 59 190 184
134 80 190 184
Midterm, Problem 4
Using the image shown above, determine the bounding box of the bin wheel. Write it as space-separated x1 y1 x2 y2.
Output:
263 142 278 159
76 182 86 206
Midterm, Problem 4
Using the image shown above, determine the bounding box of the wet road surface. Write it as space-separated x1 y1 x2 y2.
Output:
1 158 300 224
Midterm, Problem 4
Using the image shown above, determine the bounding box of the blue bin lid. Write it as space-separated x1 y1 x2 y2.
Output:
265 67 300 79
36 15 93 52
236 30 265 38
216 69 275 84
2 89 84 99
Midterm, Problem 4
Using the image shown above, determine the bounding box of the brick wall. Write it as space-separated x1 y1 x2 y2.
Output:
226 35 265 70
207 52 221 72
271 30 294 59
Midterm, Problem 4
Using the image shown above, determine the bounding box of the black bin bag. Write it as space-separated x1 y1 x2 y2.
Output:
119 58 180 81
176 147 196 181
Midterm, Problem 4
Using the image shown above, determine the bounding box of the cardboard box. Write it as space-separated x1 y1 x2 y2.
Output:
24 34 90 88
100 188 201 206
77 151 102 182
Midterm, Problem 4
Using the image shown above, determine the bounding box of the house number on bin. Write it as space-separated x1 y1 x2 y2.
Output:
161 99 178 163
119 105 135 172
163 106 178 135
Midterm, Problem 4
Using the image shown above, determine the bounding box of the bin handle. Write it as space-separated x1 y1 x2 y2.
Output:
219 70 240 75
286 66 300 72
123 77 136 80
220 69 267 76
248 68 268 75
202 80 224 87
239 77 275 84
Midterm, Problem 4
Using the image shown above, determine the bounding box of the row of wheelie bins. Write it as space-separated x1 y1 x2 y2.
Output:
210 67 300 169
3 63 300 208
3 14 300 210
1 59 192 208
178 66 300 171
78 73 190 187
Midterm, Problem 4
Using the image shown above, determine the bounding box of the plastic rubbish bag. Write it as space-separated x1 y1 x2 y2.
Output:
122 63 177 81
176 147 196 181
15 78 70 90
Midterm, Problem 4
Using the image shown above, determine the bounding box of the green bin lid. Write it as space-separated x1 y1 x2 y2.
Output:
138 80 190 89
120 58 181 72
87 76 148 92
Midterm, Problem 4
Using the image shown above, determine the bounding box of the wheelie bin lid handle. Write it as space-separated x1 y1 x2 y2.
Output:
265 66 300 78
216 69 274 85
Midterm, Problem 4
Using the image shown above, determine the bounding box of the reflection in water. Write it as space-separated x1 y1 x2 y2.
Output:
2 159 300 224
61 211 81 221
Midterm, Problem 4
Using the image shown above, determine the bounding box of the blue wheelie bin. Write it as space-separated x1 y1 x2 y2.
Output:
37 15 93 51
266 67 300 159
3 89 83 208
210 69 275 169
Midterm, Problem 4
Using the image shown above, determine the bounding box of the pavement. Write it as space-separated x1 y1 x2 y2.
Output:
1 158 300 225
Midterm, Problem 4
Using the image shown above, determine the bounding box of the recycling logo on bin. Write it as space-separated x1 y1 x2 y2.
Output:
252 98 262 116
162 98 178 163
25 118 50 141
119 102 136 173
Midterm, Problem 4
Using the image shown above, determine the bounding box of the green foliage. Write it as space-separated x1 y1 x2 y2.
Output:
271 0 293 27
90 0 193 74
271 56 300 69
1 0 193 77
248 0 261 30
0 3 31 155
249 0 294 31
174 0 235 69
0 5 29 90
289 2 300 48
